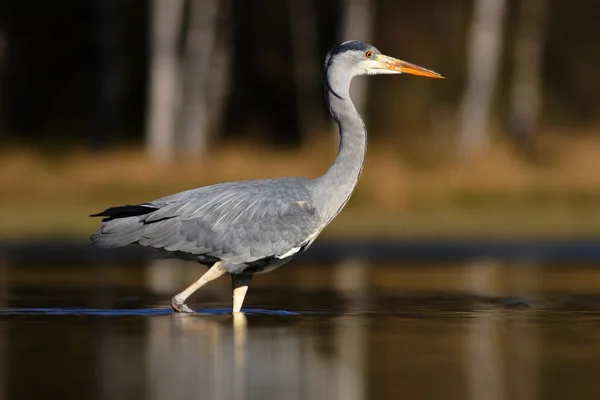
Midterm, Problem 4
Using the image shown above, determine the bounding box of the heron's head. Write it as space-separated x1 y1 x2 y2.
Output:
324 40 444 79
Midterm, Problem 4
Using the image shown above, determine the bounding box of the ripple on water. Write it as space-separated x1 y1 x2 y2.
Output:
0 307 304 316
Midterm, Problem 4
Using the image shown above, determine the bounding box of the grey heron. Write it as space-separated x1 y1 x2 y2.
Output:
90 41 443 313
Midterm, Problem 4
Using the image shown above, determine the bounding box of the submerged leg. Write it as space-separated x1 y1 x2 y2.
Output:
231 274 253 313
171 262 227 313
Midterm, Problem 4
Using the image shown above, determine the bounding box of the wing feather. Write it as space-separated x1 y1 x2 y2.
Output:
162 179 320 263
92 178 321 264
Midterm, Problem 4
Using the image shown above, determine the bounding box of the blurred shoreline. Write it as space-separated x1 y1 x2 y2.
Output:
2 133 599 240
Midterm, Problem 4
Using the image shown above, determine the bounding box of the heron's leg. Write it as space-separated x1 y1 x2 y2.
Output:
171 262 227 313
231 274 253 313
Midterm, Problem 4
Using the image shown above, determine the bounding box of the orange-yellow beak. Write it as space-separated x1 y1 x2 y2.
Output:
377 54 445 79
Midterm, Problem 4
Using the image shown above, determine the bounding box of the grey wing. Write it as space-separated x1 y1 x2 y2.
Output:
135 180 321 265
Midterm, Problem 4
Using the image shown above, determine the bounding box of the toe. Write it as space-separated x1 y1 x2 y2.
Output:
171 298 195 313
180 304 196 314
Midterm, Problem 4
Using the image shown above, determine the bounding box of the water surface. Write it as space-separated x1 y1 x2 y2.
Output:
1 260 600 400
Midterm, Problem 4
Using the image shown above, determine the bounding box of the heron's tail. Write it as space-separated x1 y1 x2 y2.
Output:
90 204 157 248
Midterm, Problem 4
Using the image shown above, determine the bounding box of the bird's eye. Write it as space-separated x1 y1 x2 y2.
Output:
365 51 373 59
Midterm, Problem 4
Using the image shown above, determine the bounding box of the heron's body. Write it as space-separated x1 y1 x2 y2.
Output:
93 177 321 275
91 41 443 313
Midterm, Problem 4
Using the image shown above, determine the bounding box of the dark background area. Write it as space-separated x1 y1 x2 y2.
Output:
1 0 599 146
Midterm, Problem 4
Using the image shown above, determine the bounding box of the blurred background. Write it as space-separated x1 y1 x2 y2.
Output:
1 1 600 400
0 0 598 240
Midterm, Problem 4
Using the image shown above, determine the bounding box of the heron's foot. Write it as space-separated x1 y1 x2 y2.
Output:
171 297 196 314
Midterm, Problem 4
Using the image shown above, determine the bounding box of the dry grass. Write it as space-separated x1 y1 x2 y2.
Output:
1 133 599 239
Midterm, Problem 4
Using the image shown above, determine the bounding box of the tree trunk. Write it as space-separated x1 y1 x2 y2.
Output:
0 20 7 140
339 0 374 116
457 0 507 159
205 0 232 145
146 0 185 163
93 0 122 152
289 0 324 142
508 0 546 160
180 0 220 158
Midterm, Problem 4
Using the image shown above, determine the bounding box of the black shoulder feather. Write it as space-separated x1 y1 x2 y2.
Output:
90 204 158 222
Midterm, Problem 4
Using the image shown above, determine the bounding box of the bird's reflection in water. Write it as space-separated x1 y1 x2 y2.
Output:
233 313 247 400
145 311 365 400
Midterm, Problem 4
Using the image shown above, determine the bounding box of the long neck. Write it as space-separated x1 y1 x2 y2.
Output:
312 67 366 223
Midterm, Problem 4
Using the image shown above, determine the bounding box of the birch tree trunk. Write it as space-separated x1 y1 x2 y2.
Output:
508 0 546 158
146 0 185 163
181 0 220 157
289 0 323 141
457 0 507 159
340 0 374 116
